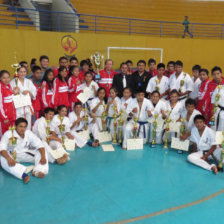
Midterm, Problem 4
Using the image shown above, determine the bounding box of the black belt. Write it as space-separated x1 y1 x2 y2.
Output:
178 96 187 101
26 152 35 157
216 105 224 131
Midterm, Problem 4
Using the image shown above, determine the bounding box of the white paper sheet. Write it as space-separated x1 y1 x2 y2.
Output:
127 138 143 150
25 165 34 174
49 147 67 159
13 94 32 108
102 144 115 152
171 137 189 151
98 131 112 143
77 87 92 104
78 130 90 141
64 139 76 151
216 131 224 144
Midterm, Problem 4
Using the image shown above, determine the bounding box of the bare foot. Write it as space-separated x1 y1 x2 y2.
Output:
23 175 30 184
122 147 127 150
92 140 100 147
32 171 45 178
56 154 68 165
211 166 218 175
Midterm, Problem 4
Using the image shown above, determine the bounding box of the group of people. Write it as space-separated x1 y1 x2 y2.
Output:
0 54 224 184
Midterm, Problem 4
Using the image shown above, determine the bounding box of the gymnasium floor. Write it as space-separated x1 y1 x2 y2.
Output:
1 144 224 224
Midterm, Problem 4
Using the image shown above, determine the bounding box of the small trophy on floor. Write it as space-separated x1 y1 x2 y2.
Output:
82 107 88 130
218 131 224 172
101 104 107 132
112 105 118 144
151 114 158 148
118 110 124 144
46 119 51 144
163 111 172 150
9 125 17 160
58 116 66 149
133 116 138 139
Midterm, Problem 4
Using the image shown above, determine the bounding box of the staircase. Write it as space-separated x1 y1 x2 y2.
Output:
0 0 35 30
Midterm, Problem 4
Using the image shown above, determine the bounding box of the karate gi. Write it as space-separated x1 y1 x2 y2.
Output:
189 77 201 99
0 129 49 180
10 78 36 130
188 126 222 171
122 98 151 148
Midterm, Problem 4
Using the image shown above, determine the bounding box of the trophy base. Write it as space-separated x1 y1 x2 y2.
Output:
163 146 168 150
95 74 101 81
177 150 183 154
209 121 215 126
151 144 156 148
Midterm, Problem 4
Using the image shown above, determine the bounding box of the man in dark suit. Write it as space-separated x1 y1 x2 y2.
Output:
112 62 132 97
132 60 152 95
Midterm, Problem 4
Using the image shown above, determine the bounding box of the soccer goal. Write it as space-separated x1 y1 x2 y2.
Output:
107 46 163 63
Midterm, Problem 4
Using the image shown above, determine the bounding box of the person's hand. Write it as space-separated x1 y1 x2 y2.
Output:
147 110 152 117
3 119 9 124
13 87 20 94
201 155 207 161
161 109 166 117
176 118 181 122
113 100 117 106
41 83 45 89
180 134 188 141
76 116 82 124
92 85 96 91
76 80 81 85
132 107 138 113
124 103 128 108
22 90 30 95
68 135 74 140
40 156 47 165
57 138 62 143
7 157 16 167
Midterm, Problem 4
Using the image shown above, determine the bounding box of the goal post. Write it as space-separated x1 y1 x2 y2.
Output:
107 47 163 63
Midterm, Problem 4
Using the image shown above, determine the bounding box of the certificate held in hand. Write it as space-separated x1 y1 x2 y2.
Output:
77 87 92 104
13 94 32 109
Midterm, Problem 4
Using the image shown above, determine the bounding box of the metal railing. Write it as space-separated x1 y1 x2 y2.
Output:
0 4 224 39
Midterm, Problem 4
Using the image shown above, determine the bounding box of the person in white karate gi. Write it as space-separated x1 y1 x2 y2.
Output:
10 66 37 130
50 105 87 149
180 98 201 141
211 84 224 131
146 63 170 99
187 115 223 174
106 87 121 138
148 91 167 144
189 65 201 100
169 60 193 102
32 107 68 165
0 118 49 184
69 102 100 147
122 88 152 149
90 87 107 140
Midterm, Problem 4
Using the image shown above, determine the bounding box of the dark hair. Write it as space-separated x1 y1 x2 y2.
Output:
80 60 89 67
212 66 222 74
74 102 82 107
185 98 196 107
194 114 205 123
0 70 10 78
137 60 146 66
97 87 107 103
19 61 28 66
15 117 28 126
136 87 146 94
126 60 133 65
17 65 27 73
151 90 161 96
58 66 68 82
84 71 93 77
199 68 209 76
148 58 156 65
44 107 55 114
68 65 78 77
105 59 113 65
57 105 67 112
175 60 183 67
31 65 41 73
70 56 78 63
192 65 201 71
40 55 49 62
157 63 165 70
59 56 68 62
110 87 118 94
167 61 175 67
42 69 54 90
170 89 179 96
120 62 127 69
123 87 132 93
30 58 37 67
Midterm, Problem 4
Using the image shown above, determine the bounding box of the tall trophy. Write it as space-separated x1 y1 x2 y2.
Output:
112 105 118 144
217 131 224 172
46 119 51 144
151 114 158 148
91 52 104 81
163 111 171 150
178 118 186 154
133 116 138 139
11 53 21 93
82 107 88 130
209 85 222 126
9 125 17 161
101 104 107 132
179 73 186 93
118 110 124 144
155 79 160 91
58 116 66 149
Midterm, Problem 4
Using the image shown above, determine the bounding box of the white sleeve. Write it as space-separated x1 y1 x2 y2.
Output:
0 132 10 151
34 120 47 141
211 87 218 104
28 80 37 99
28 131 44 149
146 79 153 93
186 75 194 92
69 112 76 124
189 127 197 143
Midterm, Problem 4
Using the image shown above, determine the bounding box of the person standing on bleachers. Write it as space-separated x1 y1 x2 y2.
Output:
182 16 193 38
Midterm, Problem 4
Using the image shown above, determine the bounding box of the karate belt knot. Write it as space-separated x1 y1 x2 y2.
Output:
137 121 148 138
216 105 224 131
85 97 94 111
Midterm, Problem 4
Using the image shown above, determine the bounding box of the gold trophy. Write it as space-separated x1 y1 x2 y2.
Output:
177 118 186 154
209 85 222 126
179 73 186 93
151 114 158 148
46 119 51 144
118 110 124 144
163 111 171 149
218 131 224 172
82 107 88 130
90 52 104 81
9 125 17 160
112 105 118 144
133 116 138 139
155 79 160 91
58 116 66 149
101 104 107 132
11 53 21 92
